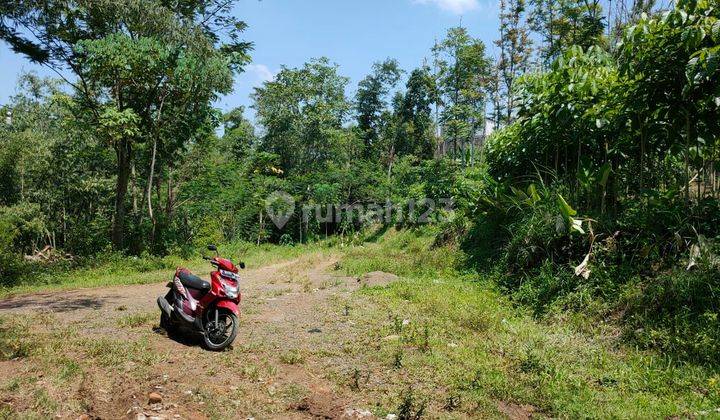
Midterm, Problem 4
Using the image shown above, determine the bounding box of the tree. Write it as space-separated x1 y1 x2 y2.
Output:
529 0 605 65
0 0 251 249
253 58 353 175
390 66 437 160
222 107 256 160
355 59 403 158
433 27 492 165
495 0 533 123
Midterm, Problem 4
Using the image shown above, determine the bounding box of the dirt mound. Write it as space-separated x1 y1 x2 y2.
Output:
357 271 399 288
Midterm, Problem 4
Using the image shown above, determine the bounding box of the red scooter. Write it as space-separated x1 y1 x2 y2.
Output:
157 245 244 350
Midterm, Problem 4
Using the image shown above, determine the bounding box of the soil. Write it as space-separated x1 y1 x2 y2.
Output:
0 255 390 419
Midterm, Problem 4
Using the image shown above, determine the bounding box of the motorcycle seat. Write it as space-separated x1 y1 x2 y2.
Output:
178 270 211 291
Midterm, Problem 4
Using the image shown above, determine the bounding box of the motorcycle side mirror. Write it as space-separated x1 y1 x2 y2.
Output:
239 262 245 269
207 244 217 252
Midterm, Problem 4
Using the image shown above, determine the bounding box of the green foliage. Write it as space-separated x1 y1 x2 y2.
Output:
356 58 404 158
1 0 251 250
529 0 606 64
433 27 492 163
390 66 437 159
253 58 353 174
341 229 720 418
0 217 21 285
626 265 720 364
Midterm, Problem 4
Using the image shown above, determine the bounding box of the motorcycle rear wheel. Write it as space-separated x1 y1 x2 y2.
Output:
160 311 176 336
203 308 238 351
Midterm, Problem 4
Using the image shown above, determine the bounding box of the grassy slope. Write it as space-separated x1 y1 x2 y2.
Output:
0 229 718 417
336 228 720 418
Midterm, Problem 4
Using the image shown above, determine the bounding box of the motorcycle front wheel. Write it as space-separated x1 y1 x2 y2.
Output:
203 308 238 351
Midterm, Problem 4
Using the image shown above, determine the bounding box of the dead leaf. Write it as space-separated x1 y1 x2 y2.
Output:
574 253 591 279
687 244 701 271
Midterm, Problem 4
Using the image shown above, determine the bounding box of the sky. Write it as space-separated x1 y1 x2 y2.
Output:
0 0 501 119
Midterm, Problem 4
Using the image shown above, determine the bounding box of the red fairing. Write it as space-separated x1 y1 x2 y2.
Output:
215 257 237 272
216 299 240 316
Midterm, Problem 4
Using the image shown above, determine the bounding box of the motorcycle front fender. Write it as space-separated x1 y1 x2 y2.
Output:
215 300 240 316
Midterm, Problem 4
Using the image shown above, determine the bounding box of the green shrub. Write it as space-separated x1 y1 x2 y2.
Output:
0 218 21 286
625 266 720 364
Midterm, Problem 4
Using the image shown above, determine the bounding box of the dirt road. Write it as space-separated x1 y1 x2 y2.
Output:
0 253 397 419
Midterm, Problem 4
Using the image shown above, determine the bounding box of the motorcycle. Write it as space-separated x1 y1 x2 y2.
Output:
157 244 244 350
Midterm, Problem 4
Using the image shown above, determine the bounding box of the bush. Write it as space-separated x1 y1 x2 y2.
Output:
0 203 46 254
0 218 22 286
625 266 720 364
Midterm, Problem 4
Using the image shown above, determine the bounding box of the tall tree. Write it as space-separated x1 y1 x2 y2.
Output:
0 0 251 249
433 27 492 165
529 0 605 64
355 59 403 158
391 66 437 159
222 107 256 160
253 58 352 174
495 0 533 123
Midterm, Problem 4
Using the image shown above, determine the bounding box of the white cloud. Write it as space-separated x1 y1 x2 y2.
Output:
246 63 275 84
413 0 480 14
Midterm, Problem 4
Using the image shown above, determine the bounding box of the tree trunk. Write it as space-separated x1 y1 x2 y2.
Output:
131 163 138 214
19 168 25 201
387 144 395 180
639 121 645 192
257 211 263 246
166 171 174 218
685 114 691 203
112 139 132 250
147 138 157 223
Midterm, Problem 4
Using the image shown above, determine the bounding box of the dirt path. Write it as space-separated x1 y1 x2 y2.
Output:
0 254 395 419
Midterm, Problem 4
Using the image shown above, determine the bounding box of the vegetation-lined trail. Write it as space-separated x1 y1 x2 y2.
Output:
3 232 720 419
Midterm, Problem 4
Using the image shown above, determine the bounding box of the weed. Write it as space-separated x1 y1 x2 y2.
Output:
117 311 155 328
0 317 32 360
421 324 431 352
392 315 403 334
392 347 403 368
57 359 81 381
279 349 305 365
444 394 461 411
2 378 20 392
32 388 57 415
350 368 370 391
396 387 426 420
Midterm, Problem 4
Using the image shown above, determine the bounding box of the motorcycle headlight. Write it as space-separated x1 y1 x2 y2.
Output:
221 280 239 299
220 270 241 281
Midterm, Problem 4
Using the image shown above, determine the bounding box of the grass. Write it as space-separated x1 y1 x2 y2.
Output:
117 311 156 328
333 228 720 418
279 349 305 365
1 227 719 418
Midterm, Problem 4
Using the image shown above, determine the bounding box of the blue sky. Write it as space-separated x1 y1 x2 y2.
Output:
0 0 501 118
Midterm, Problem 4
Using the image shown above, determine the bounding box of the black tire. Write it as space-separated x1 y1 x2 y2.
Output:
203 308 238 351
160 311 176 336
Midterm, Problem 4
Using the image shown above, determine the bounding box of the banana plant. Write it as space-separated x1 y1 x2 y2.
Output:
556 193 586 234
